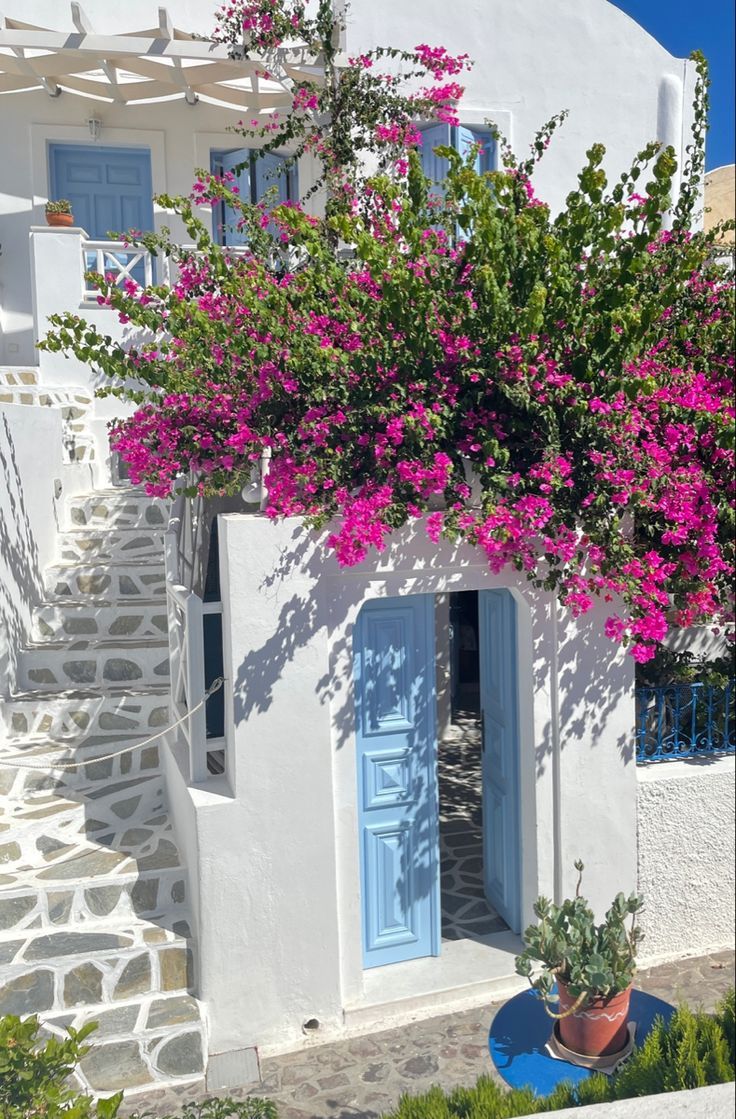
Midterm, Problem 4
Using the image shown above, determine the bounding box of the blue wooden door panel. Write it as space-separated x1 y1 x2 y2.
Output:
479 590 521 932
50 144 154 284
220 149 251 247
420 123 452 191
354 597 440 968
50 145 154 238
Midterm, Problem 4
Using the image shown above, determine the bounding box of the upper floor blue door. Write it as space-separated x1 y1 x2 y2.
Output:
354 596 441 968
49 145 154 241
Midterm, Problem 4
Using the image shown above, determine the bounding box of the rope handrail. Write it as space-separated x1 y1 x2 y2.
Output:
0 678 224 771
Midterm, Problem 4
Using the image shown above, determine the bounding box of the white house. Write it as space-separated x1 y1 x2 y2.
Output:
0 0 733 1100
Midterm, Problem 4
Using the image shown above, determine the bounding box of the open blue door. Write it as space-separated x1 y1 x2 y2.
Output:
479 590 521 932
354 596 440 969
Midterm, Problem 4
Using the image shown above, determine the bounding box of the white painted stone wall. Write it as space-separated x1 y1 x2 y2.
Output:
0 403 64 702
177 512 637 1059
0 0 695 365
637 756 735 961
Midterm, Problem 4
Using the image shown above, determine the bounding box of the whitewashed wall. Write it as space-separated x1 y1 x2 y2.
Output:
638 757 735 961
0 0 694 365
177 512 637 1060
0 403 63 704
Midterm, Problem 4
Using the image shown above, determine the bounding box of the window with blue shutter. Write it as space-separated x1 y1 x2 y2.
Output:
419 124 497 184
210 148 296 246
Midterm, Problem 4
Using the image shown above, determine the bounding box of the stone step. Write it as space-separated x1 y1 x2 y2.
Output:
17 638 170 692
43 992 206 1093
62 433 96 465
32 600 168 643
0 366 39 386
45 560 166 600
0 863 188 936
0 735 163 801
0 920 195 1017
0 384 91 412
57 528 166 565
1 686 170 742
67 490 169 531
0 772 171 869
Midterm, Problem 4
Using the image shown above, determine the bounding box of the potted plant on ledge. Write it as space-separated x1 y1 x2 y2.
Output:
45 199 74 227
515 860 644 1061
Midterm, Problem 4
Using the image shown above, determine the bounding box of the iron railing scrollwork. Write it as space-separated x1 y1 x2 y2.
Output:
635 679 735 763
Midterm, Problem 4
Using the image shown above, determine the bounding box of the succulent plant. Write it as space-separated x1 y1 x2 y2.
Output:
515 860 644 1006
45 199 73 214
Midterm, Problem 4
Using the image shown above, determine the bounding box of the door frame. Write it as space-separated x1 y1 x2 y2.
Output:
32 124 166 232
342 578 532 990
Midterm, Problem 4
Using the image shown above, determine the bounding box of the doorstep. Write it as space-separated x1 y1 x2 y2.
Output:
343 929 526 1035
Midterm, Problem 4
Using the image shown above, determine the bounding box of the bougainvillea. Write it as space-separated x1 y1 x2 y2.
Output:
40 10 735 663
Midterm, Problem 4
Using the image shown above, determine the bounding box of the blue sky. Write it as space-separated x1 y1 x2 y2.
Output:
610 0 735 169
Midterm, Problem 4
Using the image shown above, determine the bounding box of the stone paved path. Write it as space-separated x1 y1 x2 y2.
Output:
122 948 734 1119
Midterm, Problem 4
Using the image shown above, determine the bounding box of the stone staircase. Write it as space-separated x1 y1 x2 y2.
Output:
0 481 208 1095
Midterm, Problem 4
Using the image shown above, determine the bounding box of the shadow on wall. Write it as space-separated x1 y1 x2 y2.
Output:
231 515 634 786
0 412 45 691
533 604 635 780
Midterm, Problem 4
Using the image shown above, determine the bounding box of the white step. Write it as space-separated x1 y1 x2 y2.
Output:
45 561 166 601
1 686 170 742
0 366 39 386
67 490 169 530
17 638 169 691
57 528 166 565
32 600 168 643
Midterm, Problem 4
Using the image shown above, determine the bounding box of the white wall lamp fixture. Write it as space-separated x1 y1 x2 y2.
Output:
87 115 102 142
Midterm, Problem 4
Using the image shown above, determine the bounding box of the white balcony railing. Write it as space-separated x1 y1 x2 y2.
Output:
82 241 155 301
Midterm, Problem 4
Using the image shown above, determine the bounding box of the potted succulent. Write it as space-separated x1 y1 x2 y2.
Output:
515 861 644 1060
45 199 74 227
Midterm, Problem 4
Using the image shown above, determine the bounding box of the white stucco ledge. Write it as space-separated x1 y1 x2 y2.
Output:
636 754 736 784
516 1081 735 1119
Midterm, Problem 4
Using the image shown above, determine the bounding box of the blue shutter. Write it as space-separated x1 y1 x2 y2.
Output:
478 590 521 932
464 128 496 173
254 152 290 205
419 123 452 191
354 596 441 968
220 149 251 247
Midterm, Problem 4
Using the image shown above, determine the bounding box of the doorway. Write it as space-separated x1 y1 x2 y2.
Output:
353 589 520 971
440 592 506 941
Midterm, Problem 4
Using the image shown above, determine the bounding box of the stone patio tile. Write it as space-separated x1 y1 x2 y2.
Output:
120 950 735 1119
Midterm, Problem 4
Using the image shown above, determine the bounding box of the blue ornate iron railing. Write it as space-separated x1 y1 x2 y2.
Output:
635 679 735 763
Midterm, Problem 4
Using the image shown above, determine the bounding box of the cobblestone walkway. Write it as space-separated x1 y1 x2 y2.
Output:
122 949 734 1119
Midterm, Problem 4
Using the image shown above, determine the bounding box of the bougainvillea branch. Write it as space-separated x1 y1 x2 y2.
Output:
40 24 735 663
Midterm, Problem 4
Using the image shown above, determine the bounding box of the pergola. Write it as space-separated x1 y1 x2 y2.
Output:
0 3 322 111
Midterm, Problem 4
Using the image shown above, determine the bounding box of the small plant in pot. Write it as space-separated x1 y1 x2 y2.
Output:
45 199 74 227
515 860 644 1060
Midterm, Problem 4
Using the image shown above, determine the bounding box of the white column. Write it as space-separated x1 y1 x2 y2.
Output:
30 226 90 387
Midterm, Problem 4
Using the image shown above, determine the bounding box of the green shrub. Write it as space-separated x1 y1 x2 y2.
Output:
611 1003 734 1098
715 987 735 1068
0 1015 122 1118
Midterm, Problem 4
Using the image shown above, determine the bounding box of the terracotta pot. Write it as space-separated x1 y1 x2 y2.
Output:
46 212 74 227
556 980 632 1057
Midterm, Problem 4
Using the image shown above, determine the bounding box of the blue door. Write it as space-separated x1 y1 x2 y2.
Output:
217 149 291 246
479 590 521 932
49 144 154 240
354 596 440 968
50 145 154 284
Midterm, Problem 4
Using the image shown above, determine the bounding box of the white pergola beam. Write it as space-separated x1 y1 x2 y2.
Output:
0 17 316 107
